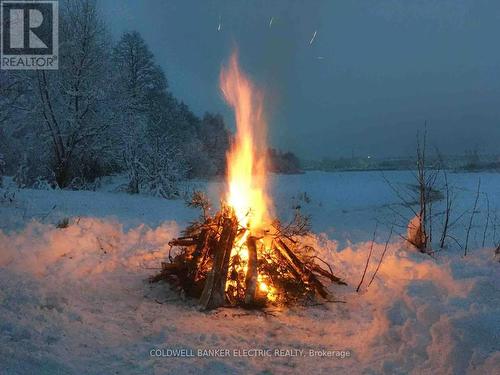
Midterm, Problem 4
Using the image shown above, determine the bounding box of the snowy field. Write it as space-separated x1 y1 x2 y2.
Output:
0 171 499 374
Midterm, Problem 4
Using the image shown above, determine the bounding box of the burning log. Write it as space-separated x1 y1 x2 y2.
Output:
199 216 238 310
150 204 346 310
150 53 346 310
244 236 259 305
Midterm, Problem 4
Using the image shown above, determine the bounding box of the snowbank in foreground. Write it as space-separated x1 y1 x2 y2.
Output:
0 217 498 374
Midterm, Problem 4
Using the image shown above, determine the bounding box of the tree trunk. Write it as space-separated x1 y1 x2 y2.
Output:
128 175 139 194
55 160 70 188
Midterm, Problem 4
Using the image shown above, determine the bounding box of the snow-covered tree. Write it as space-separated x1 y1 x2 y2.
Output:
112 31 173 193
3 5 231 193
0 71 34 178
112 31 167 114
32 0 113 188
0 71 25 125
142 134 185 198
199 112 230 176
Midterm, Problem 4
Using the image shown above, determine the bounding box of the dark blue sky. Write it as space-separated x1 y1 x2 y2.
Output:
100 0 500 159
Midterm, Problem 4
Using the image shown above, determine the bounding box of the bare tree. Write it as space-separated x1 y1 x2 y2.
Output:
383 126 443 253
407 128 440 252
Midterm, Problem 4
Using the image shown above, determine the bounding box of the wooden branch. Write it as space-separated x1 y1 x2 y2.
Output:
149 262 181 283
310 264 347 286
274 239 307 281
272 243 303 282
275 239 329 298
244 236 258 305
186 228 209 293
169 238 197 247
199 216 238 310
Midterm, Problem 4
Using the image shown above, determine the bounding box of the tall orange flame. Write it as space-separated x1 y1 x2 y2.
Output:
220 52 270 230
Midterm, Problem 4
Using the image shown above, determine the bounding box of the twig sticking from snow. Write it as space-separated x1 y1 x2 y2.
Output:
367 227 393 289
482 192 490 248
356 223 377 292
439 168 453 249
446 234 463 250
464 178 481 256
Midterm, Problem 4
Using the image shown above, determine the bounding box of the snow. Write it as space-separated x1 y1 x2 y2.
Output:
0 171 499 374
0 176 198 232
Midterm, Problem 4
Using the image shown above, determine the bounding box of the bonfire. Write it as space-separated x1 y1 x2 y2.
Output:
151 53 345 309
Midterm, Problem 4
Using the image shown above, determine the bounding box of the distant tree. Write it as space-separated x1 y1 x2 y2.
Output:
268 148 302 174
112 31 167 114
3 4 231 194
162 101 204 179
464 148 480 170
141 133 185 198
0 71 32 175
145 98 228 180
112 30 170 192
199 113 231 176
13 153 31 188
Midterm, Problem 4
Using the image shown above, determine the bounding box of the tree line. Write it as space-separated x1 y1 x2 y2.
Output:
0 0 301 196
0 0 230 197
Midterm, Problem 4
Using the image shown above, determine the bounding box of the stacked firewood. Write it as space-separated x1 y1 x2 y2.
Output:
151 195 346 310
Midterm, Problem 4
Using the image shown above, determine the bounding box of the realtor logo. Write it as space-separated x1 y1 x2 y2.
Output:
1 0 58 69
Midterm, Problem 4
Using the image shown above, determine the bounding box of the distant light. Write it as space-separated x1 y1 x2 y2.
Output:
367 155 371 159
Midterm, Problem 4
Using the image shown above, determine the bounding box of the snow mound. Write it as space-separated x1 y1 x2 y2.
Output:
0 218 498 374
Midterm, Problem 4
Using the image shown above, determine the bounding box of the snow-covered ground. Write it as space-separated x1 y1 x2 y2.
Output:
0 171 499 374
